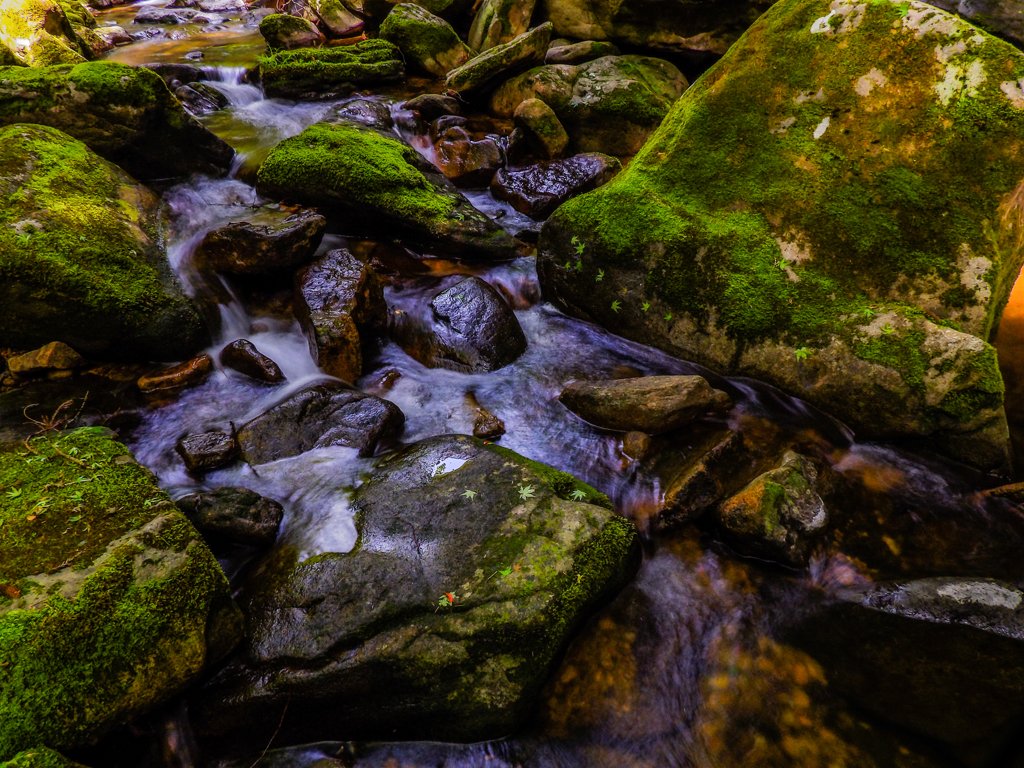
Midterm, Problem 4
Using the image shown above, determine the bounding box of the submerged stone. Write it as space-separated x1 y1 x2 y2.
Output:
257 39 404 100
220 339 285 384
175 431 240 474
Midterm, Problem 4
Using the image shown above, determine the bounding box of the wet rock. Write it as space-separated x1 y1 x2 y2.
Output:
143 61 204 86
0 125 210 362
468 0 536 51
541 0 773 57
93 25 130 48
237 382 404 463
256 121 519 260
7 342 85 376
429 113 466 141
560 374 731 434
472 407 505 438
492 152 619 219
0 0 86 67
788 577 1024 758
379 3 471 77
175 81 229 116
444 22 551 96
220 340 285 384
435 133 503 187
133 6 198 24
544 39 619 65
715 451 829 567
258 13 325 50
175 486 284 548
294 248 387 382
395 277 528 372
402 92 462 120
191 434 639 747
537 0 1024 472
512 97 567 159
927 0 1024 50
137 354 214 393
0 61 235 180
0 428 242 760
621 430 651 461
258 38 404 100
194 208 326 276
175 431 240 474
309 0 364 39
329 98 394 130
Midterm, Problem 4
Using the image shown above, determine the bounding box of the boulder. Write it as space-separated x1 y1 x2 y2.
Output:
175 81 229 117
237 382 404 463
7 342 85 376
0 427 242 760
435 130 503 187
258 13 325 50
393 276 528 372
175 487 284 548
540 0 774 57
220 339 286 384
927 0 1024 50
0 0 86 67
491 55 687 155
294 248 387 382
256 121 520 260
402 92 462 119
467 0 536 51
92 24 130 48
175 431 240 474
0 124 210 362
137 354 214 393
133 6 199 23
444 22 551 96
379 3 471 77
544 39 619 65
512 97 568 159
309 0 364 38
257 38 404 100
491 152 620 218
536 0 1024 472
329 97 394 130
194 207 326 275
0 62 235 180
191 434 640 747
57 0 108 59
559 374 731 434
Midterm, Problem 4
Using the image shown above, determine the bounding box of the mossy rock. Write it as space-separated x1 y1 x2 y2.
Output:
191 434 639 749
0 0 85 67
468 0 536 52
379 3 472 78
0 61 235 180
537 0 1024 471
444 21 552 96
0 748 88 768
258 13 325 51
258 38 405 100
0 428 242 760
927 0 1024 50
256 121 519 259
0 124 210 361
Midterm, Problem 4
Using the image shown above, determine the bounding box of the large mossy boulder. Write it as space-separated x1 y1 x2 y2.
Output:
192 435 640 749
537 0 1024 471
0 428 242 760
257 39 405 100
0 0 86 67
0 61 235 180
378 3 471 77
256 121 520 259
0 124 209 362
927 0 1024 50
259 13 326 50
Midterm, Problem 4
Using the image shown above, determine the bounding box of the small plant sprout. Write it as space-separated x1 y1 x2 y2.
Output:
461 489 477 500
882 324 895 335
596 269 604 282
571 235 585 255
569 489 587 501
794 347 810 361
862 307 874 318
435 592 457 612
5 488 22 499
518 483 536 500
641 302 650 312
611 300 621 313
664 312 673 321
571 235 581 246
565 261 572 269
574 260 583 271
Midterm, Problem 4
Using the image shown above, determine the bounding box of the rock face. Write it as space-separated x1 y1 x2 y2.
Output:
309 0 365 38
0 62 235 180
378 3 471 77
237 382 404 463
294 248 387 383
468 0 536 51
927 0 1024 49
256 121 519 260
0 428 242 761
537 0 1024 471
491 55 688 155
257 39 405 100
445 22 551 95
491 152 620 218
192 435 640 747
259 13 325 50
0 0 86 67
175 487 284 548
540 0 774 57
0 124 209 362
194 208 326 276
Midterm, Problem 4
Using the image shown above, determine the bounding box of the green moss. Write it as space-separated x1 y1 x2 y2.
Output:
489 444 611 508
258 38 404 97
55 1 94 30
1 746 86 768
379 4 467 67
259 13 318 45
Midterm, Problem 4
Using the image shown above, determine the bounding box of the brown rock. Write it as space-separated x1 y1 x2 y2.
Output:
175 431 240 474
194 208 326 276
138 354 214 393
512 98 568 160
491 152 620 219
621 431 651 461
8 342 85 375
220 339 285 384
473 409 505 439
435 133 503 187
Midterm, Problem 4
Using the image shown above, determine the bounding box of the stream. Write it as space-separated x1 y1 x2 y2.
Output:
39 5 1024 767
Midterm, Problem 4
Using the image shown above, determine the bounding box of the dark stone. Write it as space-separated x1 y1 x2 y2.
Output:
403 93 462 120
175 431 240 473
195 208 326 276
138 354 214 393
144 62 206 87
134 6 197 23
491 153 620 219
175 486 284 547
544 39 620 65
220 340 285 384
429 114 467 142
472 408 505 438
175 82 229 116
435 134 503 187
237 382 404 463
330 99 394 130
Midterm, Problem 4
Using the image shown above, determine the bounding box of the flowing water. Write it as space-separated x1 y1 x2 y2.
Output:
49 9 1024 767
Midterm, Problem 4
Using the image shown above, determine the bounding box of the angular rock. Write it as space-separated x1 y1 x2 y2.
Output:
492 152 620 218
310 0 365 38
175 486 284 548
194 208 326 275
0 124 210 362
444 22 551 96
537 0 1024 472
257 38 404 100
256 121 519 260
220 339 285 384
512 97 568 159
237 382 404 463
435 132 503 187
143 61 204 87
468 0 536 51
0 0 86 67
7 342 85 376
927 0 1024 50
133 6 198 23
379 3 471 77
621 430 651 460
191 434 639 747
175 431 240 474
294 248 387 382
92 24 131 47
137 354 214 393
258 13 325 50
560 374 731 434
0 428 241 761
473 407 505 438
544 39 619 65
175 81 229 116
429 113 466 142
715 451 829 567
329 97 394 130
0 62 235 180
402 92 462 120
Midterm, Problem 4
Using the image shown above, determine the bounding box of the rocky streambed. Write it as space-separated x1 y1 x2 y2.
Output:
3 1 1024 767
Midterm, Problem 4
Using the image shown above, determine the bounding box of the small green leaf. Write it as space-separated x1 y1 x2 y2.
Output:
575 243 585 255
794 347 810 361
596 269 604 282
574 260 582 271
5 488 22 499
641 302 650 312
517 484 536 500
664 312 673 321
571 235 581 246
569 489 587 501
565 261 572 269
882 324 895 335
611 300 621 313
461 489 477 499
